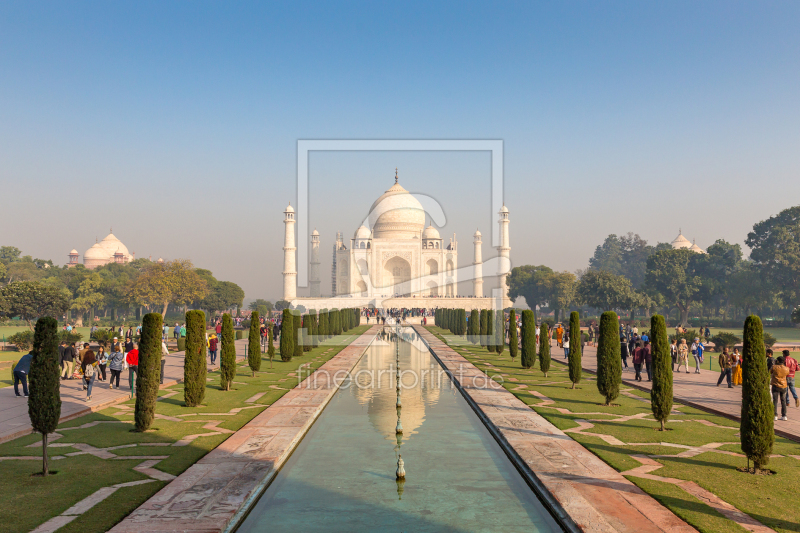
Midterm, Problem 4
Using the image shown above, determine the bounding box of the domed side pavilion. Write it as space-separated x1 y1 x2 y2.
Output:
283 171 512 311
67 230 136 269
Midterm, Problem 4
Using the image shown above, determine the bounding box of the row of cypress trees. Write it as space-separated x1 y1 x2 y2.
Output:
279 307 360 362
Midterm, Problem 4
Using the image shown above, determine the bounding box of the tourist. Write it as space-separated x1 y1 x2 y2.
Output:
632 341 644 381
124 336 134 353
209 334 218 364
678 339 690 373
174 323 180 340
81 349 97 400
61 342 76 380
716 348 733 388
112 336 121 353
13 351 32 397
783 350 798 408
126 344 139 398
771 356 790 421
58 341 67 378
766 349 775 371
108 348 125 389
161 339 169 384
691 338 702 374
670 339 678 371
180 323 186 337
620 336 629 370
643 340 652 381
126 326 134 342
162 322 169 341
563 336 569 358
731 348 742 386
704 326 711 339
96 346 108 381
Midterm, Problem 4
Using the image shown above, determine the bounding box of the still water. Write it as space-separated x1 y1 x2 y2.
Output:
236 329 561 532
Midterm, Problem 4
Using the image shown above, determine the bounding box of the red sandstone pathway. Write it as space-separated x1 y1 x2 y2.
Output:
0 339 249 443
556 343 800 443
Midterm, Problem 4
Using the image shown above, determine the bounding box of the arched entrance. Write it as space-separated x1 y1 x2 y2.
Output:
426 280 439 297
383 256 411 295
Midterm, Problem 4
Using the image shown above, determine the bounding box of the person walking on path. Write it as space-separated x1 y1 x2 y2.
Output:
783 350 799 407
620 336 629 370
563 337 570 358
716 348 733 388
643 340 653 381
670 339 678 371
677 338 690 373
771 355 790 421
632 341 644 381
732 348 743 386
766 349 775 371
108 348 125 389
81 349 97 401
160 340 169 384
96 346 108 382
13 352 33 397
126 345 139 398
61 342 75 380
691 337 703 374
208 334 219 365
174 323 180 340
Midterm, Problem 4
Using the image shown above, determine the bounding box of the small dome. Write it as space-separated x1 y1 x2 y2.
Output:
422 225 440 240
96 232 132 261
671 231 692 250
499 205 509 213
689 241 706 254
285 204 295 213
473 229 481 237
311 228 319 236
354 225 371 239
69 249 78 254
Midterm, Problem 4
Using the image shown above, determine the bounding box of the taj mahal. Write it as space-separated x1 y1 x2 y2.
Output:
282 172 512 311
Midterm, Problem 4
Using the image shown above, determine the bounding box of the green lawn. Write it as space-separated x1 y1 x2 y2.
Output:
0 326 369 533
427 326 800 533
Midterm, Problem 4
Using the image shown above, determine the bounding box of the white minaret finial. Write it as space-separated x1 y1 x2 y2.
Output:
283 203 297 301
310 229 321 297
497 205 510 297
473 229 483 297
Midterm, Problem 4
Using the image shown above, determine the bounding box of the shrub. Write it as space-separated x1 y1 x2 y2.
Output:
520 310 535 369
596 311 621 405
479 310 488 347
650 315 672 430
177 337 186 352
59 330 83 345
280 309 294 361
568 312 582 389
763 332 777 348
539 322 551 377
709 332 741 352
486 310 495 352
508 310 518 360
267 326 275 367
220 314 236 391
495 311 505 354
294 313 304 358
28 317 61 476
8 330 34 351
669 329 700 345
248 311 261 376
740 315 774 471
183 310 206 407
135 313 162 432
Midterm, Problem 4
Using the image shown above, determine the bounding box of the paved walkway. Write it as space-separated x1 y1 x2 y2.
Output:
0 339 249 444
109 326 379 533
553 343 800 443
415 326 696 533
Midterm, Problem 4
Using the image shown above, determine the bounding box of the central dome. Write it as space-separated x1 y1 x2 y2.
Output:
368 180 425 239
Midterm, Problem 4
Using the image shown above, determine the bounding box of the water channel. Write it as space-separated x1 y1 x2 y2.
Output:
236 328 562 532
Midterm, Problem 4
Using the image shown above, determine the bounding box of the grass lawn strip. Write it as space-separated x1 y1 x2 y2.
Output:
0 326 368 533
427 326 800 533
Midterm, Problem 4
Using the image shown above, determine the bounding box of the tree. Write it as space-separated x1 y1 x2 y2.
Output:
577 270 638 313
588 233 669 288
650 314 672 430
220 314 236 391
28 316 61 476
308 310 319 348
645 248 703 326
539 322 551 377
507 265 554 310
127 259 208 317
267 326 275 368
248 311 261 376
520 310 535 369
740 315 774 471
486 310 495 352
509 310 518 360
568 311 581 389
183 310 206 407
294 312 303 358
495 310 505 355
71 273 105 324
457 309 467 337
746 206 800 308
275 300 291 311
135 313 162 432
249 299 273 313
319 310 329 339
596 311 621 405
549 272 577 324
469 310 479 344
280 309 294 361
302 314 312 351
0 245 22 263
1 281 70 330
479 310 488 347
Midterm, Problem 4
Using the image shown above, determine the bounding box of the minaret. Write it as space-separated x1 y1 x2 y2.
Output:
497 205 511 296
283 203 297 301
310 229 321 297
472 229 483 297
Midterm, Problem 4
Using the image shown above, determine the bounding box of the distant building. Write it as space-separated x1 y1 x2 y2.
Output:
670 230 706 254
68 230 136 269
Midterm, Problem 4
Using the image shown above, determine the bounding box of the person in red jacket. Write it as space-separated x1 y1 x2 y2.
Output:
783 349 799 408
126 346 139 399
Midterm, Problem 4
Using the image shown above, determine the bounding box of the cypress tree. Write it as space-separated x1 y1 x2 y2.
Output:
220 313 236 391
520 310 535 369
568 311 582 389
248 311 261 376
539 322 551 377
28 316 61 476
509 309 518 360
495 311 505 355
184 310 206 407
596 311 621 406
332 309 342 335
469 309 479 344
294 313 304 358
308 310 318 348
319 310 328 339
457 309 466 337
303 314 312 352
135 312 162 432
480 310 488 347
650 314 672 429
741 315 774 471
486 310 495 352
280 308 294 361
267 325 275 368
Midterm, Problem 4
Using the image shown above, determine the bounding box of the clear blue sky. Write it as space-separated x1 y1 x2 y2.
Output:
1 1 799 300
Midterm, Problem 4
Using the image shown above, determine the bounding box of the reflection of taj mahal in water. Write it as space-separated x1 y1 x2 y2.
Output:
282 172 512 310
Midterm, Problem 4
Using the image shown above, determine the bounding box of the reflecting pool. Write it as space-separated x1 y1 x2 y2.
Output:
236 329 562 532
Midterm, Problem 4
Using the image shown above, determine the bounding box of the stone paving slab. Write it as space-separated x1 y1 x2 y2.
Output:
0 339 250 444
552 344 800 443
414 326 696 533
108 326 379 533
